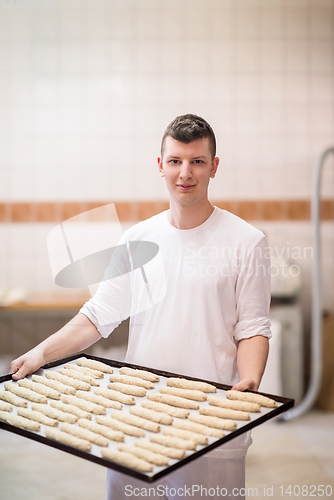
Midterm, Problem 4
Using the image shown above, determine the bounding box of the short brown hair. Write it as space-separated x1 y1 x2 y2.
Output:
161 114 216 159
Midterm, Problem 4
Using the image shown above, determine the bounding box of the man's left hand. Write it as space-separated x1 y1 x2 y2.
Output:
231 377 258 392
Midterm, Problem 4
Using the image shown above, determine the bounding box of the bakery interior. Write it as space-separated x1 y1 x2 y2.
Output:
0 0 333 498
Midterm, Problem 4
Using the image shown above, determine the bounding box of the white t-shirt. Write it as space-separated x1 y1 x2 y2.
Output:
81 206 271 383
81 207 271 457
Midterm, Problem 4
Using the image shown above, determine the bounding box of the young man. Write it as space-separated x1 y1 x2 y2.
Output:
10 115 271 500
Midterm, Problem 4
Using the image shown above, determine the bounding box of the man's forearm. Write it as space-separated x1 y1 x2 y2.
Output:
233 335 269 391
11 313 101 380
39 313 101 364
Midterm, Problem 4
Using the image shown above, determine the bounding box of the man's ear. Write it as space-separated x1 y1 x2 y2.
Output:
158 156 164 177
210 157 219 178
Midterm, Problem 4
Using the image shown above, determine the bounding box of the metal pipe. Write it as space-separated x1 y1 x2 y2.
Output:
282 146 334 421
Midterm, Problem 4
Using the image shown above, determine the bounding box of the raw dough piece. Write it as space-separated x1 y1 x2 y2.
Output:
119 367 159 383
118 444 169 466
78 419 124 442
58 368 99 387
45 371 90 391
18 379 61 400
207 396 260 413
0 390 27 408
142 400 189 419
167 377 216 393
101 448 153 472
173 419 225 438
61 395 106 415
77 357 113 374
0 409 40 432
0 400 13 412
199 406 250 421
135 440 185 460
107 382 146 397
150 434 196 450
226 390 277 408
17 408 58 427
94 387 135 405
50 400 91 420
31 403 78 424
110 411 160 433
32 375 76 395
76 390 122 410
109 374 154 390
188 414 237 431
45 427 91 452
60 422 108 447
160 386 207 402
4 382 47 404
130 406 173 425
163 427 208 445
147 393 199 410
95 415 145 438
64 363 104 378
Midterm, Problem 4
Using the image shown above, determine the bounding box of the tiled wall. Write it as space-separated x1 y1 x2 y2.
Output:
0 0 333 320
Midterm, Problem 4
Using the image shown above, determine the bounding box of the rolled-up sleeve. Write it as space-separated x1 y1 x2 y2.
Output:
234 236 272 343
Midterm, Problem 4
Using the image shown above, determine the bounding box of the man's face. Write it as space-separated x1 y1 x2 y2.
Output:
158 136 219 208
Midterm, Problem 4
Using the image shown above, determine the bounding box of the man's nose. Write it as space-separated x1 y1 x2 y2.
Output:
179 161 192 179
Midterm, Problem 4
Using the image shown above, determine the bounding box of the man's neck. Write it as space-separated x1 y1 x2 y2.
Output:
167 200 214 230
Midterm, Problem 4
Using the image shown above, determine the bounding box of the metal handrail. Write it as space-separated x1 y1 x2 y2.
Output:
282 146 334 420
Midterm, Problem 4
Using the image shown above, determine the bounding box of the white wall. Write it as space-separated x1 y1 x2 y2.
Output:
0 0 333 317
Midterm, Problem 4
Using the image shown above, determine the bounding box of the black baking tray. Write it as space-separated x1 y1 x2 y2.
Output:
0 353 294 483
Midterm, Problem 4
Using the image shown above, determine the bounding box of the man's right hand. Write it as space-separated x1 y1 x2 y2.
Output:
10 347 46 380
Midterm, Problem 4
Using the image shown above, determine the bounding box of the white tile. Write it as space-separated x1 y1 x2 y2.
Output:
136 41 158 73
159 76 187 106
211 76 234 105
286 7 308 38
236 7 261 37
82 42 107 74
311 106 334 135
9 44 32 72
261 7 285 38
59 7 85 39
284 75 310 103
33 44 59 74
235 137 261 166
36 109 57 135
261 40 283 72
185 0 211 41
59 42 85 74
310 6 333 38
109 40 138 73
109 0 138 38
80 109 106 135
286 106 310 134
236 107 262 135
261 138 284 166
262 107 283 135
310 75 333 103
159 0 186 40
33 78 57 107
185 76 213 106
236 75 262 104
285 40 309 72
59 77 83 106
10 109 35 135
136 1 160 40
261 75 284 104
211 4 235 38
160 41 185 73
310 41 333 71
211 40 234 73
236 40 262 72
186 41 212 74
